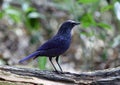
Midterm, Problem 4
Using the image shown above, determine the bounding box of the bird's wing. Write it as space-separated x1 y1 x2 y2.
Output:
36 36 64 51
19 36 68 62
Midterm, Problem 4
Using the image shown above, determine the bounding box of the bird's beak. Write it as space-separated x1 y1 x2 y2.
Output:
74 22 80 25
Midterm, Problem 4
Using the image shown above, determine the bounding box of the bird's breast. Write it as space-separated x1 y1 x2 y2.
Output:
58 35 71 51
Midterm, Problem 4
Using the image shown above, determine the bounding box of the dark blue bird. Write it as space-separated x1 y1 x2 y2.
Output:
19 20 80 72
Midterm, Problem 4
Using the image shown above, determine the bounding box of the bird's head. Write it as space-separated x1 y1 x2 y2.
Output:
57 20 80 34
63 20 80 26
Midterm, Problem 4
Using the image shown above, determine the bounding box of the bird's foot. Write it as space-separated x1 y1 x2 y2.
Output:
53 70 63 74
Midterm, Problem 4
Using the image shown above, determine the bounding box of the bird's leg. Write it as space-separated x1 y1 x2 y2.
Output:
56 56 63 72
49 57 58 72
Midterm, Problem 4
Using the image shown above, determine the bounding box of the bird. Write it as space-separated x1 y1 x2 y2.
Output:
19 20 80 72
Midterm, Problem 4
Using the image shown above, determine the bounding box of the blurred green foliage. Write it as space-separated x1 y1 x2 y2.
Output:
0 0 45 32
53 0 112 37
4 6 21 23
78 0 98 4
100 5 113 12
0 0 113 37
38 57 47 70
0 0 47 69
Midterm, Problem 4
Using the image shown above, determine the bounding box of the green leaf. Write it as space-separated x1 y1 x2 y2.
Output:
78 0 98 4
97 22 111 30
5 8 21 23
28 12 40 18
25 7 36 13
81 13 96 28
0 11 4 18
9 14 21 23
5 9 20 16
25 17 40 30
38 57 47 70
28 12 45 19
101 5 113 12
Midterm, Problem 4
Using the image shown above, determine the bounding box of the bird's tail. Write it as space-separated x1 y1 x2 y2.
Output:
19 51 40 63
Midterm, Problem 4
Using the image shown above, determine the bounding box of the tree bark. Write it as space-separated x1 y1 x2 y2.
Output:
0 65 120 85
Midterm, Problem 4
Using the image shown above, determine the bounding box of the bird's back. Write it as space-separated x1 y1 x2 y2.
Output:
36 34 71 57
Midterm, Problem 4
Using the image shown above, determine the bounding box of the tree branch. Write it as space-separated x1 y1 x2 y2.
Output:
0 65 120 85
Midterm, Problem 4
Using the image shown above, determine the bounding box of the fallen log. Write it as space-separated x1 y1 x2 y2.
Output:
0 65 120 85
